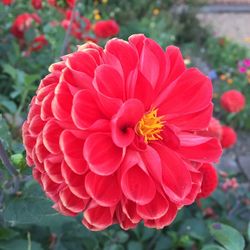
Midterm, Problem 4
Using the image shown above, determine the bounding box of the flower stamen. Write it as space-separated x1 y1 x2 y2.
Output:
136 108 165 143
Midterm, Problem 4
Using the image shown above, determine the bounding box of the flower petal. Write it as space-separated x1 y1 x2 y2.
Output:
111 99 144 147
137 191 169 220
84 133 125 175
72 89 105 129
85 172 121 206
177 133 222 163
153 144 192 202
60 130 88 174
156 68 212 116
121 154 156 205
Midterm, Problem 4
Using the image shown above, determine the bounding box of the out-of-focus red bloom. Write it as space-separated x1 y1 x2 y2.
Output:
221 177 239 191
220 125 237 149
1 0 13 5
61 10 91 40
22 34 222 231
23 35 48 56
30 35 48 52
93 20 119 38
47 0 75 9
11 13 41 39
220 90 246 113
197 163 218 199
198 117 222 139
31 0 42 9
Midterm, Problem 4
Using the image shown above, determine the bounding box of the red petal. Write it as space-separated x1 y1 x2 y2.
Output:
121 160 156 205
166 103 213 131
197 163 218 199
164 45 185 85
84 133 124 175
52 81 73 121
60 130 88 174
105 38 138 80
111 99 144 147
85 172 121 206
82 204 114 230
156 68 212 116
144 201 177 229
59 187 88 213
153 144 192 202
94 65 124 99
137 191 169 220
177 133 222 163
43 119 63 154
72 90 105 129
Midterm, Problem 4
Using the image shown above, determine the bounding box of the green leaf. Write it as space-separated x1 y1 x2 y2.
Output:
0 239 43 250
127 241 143 250
0 227 19 241
154 236 172 250
209 223 245 250
2 64 16 80
3 195 56 225
201 244 226 250
0 114 12 149
0 96 17 113
115 231 129 243
179 218 209 241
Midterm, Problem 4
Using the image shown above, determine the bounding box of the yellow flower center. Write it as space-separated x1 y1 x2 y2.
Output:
136 108 165 143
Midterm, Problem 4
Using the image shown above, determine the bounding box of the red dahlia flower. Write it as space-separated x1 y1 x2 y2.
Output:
93 20 119 38
2 0 13 5
198 117 222 139
11 13 41 39
220 89 246 113
22 34 222 231
31 0 42 9
61 10 91 41
220 125 237 148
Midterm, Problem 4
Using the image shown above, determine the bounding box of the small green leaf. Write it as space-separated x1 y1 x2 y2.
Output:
127 241 143 250
209 223 245 250
0 239 43 250
0 227 19 241
115 231 129 243
3 195 56 225
201 244 226 250
154 236 172 250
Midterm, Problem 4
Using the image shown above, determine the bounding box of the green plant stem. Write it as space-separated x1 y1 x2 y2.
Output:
60 0 78 57
0 140 20 192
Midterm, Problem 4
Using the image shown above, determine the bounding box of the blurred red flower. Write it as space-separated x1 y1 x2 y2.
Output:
1 0 13 5
222 177 239 191
61 10 91 40
93 20 119 38
196 163 218 199
29 34 48 52
220 125 237 148
11 13 41 39
198 117 222 139
22 34 222 231
31 0 42 9
220 89 246 113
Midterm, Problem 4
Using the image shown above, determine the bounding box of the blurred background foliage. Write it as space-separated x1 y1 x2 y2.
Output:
0 0 249 249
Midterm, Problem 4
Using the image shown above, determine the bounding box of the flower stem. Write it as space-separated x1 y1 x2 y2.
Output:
60 0 78 57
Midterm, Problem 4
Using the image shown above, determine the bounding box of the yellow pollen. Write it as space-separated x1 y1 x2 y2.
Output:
136 109 165 143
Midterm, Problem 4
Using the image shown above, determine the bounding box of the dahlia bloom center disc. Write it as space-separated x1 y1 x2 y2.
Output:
22 34 222 231
136 109 165 143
